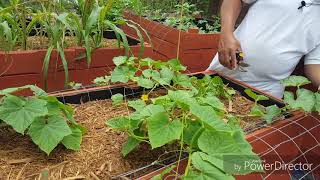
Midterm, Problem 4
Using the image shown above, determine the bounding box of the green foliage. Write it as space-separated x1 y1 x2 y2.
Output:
0 0 145 91
141 2 220 33
284 89 316 112
148 112 184 148
244 89 282 123
244 89 269 103
93 76 111 87
68 81 82 90
281 76 319 113
281 75 311 88
0 85 84 155
0 21 17 51
111 93 124 106
107 58 320 179
106 56 263 179
264 105 282 124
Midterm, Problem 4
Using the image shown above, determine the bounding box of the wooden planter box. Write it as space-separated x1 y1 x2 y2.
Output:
0 33 153 92
49 72 318 180
121 12 220 73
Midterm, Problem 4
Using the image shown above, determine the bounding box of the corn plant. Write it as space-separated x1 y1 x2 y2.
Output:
0 0 146 90
0 21 17 52
37 12 70 90
60 0 131 66
0 0 36 50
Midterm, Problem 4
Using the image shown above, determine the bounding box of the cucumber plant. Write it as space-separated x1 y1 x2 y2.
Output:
244 75 320 124
281 75 320 113
0 85 85 155
244 89 282 124
106 56 264 179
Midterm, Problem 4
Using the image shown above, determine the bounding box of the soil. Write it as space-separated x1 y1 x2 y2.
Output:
0 97 175 180
0 36 120 51
0 90 266 179
223 92 261 131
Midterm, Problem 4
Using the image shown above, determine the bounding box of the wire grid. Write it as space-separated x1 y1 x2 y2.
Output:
248 113 320 180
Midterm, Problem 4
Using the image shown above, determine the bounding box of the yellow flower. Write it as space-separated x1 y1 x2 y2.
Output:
239 52 245 58
141 94 149 102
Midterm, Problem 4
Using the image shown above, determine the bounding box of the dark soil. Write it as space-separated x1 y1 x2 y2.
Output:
0 90 262 179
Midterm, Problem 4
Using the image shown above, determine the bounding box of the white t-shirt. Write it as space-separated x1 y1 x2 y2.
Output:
207 0 320 98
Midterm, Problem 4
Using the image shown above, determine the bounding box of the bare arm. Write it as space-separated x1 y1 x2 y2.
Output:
218 0 243 69
305 64 320 90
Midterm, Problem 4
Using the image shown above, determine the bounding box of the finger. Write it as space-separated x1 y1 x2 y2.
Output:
220 50 231 69
218 50 226 67
230 49 237 69
224 49 233 69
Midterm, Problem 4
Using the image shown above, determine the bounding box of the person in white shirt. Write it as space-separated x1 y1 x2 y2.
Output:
207 0 320 98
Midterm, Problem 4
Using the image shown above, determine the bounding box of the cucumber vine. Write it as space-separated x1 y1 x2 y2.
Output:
106 56 264 179
0 85 85 155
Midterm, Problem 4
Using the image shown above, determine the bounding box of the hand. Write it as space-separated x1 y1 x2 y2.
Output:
218 33 242 69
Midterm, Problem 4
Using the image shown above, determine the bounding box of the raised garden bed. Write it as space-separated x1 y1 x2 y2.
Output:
1 71 312 179
136 113 320 180
0 32 153 92
121 12 220 73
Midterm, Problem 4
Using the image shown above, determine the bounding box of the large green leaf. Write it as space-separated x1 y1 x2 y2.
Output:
142 69 160 79
62 125 82 151
263 105 282 124
158 66 174 85
140 104 165 117
281 75 311 87
168 90 197 110
284 89 315 112
315 93 320 113
167 59 186 71
147 112 183 148
200 95 225 111
249 105 265 117
113 56 127 66
198 129 252 154
106 117 130 130
137 77 155 89
190 104 228 130
111 93 124 106
173 74 193 88
28 115 72 155
121 136 141 156
128 100 146 112
185 152 234 180
244 89 269 102
0 96 48 134
183 121 202 146
111 66 136 83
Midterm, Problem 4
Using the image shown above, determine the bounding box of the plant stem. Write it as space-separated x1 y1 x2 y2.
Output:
184 153 192 177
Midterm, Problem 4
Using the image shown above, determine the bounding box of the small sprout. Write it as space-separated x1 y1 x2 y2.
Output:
141 94 149 102
93 76 111 86
68 82 82 90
